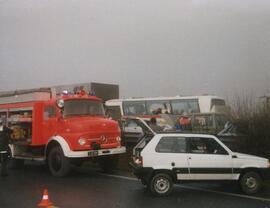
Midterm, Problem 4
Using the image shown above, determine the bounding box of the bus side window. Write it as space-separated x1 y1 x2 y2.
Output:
171 99 199 115
146 100 171 115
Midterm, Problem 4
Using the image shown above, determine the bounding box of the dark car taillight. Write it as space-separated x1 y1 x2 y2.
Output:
134 156 143 166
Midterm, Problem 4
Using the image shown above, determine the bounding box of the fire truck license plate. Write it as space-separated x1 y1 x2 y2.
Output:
88 151 98 157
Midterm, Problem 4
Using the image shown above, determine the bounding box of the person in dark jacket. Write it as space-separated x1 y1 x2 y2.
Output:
0 125 13 176
149 117 163 132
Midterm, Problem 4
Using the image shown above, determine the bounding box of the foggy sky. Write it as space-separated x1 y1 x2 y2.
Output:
1 0 270 99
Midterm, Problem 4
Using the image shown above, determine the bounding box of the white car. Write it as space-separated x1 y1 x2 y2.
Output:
130 133 270 196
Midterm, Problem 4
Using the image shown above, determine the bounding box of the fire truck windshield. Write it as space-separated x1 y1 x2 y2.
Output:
63 99 105 117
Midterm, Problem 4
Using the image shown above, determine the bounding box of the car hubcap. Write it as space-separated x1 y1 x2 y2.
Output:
154 178 170 193
246 177 257 189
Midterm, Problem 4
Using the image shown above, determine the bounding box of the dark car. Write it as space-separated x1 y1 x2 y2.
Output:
217 122 248 152
120 117 155 146
188 113 228 135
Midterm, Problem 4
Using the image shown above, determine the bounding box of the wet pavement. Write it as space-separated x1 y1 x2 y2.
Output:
0 162 270 208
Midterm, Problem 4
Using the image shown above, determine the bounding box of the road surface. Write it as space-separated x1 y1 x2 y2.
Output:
0 162 269 208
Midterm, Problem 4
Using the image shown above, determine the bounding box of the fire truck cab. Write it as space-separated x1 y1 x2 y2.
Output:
0 88 125 176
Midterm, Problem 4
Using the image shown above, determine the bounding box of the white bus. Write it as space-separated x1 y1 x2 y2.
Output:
105 95 228 120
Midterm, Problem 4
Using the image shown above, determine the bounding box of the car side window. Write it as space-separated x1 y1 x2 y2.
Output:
156 137 187 153
188 137 228 155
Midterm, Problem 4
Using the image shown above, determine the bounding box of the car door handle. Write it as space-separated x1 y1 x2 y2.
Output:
188 157 192 159
171 162 175 167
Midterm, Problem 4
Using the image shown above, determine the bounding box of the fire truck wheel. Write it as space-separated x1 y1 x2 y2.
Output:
48 146 70 177
98 155 119 173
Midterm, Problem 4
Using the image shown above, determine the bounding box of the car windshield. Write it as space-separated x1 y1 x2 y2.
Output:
63 99 105 117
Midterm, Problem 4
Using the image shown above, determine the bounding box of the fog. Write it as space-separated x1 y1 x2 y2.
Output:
0 0 270 99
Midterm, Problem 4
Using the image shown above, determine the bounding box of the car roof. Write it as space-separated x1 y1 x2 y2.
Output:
153 133 216 138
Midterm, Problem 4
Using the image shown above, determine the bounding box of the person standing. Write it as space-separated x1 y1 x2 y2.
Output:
0 125 13 177
149 117 163 132
179 115 192 131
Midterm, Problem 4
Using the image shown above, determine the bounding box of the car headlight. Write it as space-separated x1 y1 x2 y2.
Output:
78 138 86 146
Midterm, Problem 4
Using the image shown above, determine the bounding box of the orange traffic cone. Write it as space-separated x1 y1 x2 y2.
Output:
38 189 54 207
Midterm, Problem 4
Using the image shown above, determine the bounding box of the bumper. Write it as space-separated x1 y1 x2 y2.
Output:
129 162 153 182
260 168 270 180
66 146 126 158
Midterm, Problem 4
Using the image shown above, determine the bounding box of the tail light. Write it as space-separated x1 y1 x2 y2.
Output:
268 160 270 168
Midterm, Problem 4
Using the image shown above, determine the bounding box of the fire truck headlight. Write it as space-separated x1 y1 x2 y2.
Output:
116 136 121 142
56 99 64 108
78 138 86 146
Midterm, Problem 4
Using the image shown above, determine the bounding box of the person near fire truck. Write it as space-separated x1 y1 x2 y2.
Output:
0 121 13 177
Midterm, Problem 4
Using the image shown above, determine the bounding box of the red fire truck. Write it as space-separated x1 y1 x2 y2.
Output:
0 88 125 176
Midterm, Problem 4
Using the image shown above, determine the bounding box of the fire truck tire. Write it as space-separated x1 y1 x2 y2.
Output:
48 146 71 177
98 155 119 173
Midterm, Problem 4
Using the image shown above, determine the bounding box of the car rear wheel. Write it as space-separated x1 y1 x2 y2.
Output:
149 173 173 196
240 171 262 194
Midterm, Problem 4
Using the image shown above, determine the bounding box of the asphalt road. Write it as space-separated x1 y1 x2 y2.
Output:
0 162 270 208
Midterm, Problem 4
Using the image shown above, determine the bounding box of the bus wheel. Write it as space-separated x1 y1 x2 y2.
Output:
98 155 119 173
48 146 70 177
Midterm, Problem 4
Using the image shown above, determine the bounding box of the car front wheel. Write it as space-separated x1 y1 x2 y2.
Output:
149 173 173 196
240 171 262 194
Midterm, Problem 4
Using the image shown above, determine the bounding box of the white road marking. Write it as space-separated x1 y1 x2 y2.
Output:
176 184 270 203
98 173 138 181
99 173 270 202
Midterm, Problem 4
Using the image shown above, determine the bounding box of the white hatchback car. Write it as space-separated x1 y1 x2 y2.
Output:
130 133 270 196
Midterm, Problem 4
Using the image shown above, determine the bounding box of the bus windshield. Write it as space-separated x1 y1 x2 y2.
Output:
63 99 105 117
